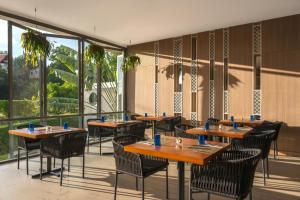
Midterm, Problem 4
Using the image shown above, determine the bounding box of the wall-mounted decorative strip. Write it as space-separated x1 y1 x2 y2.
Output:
252 24 262 116
191 35 198 126
154 42 159 116
173 38 183 114
223 29 229 119
209 31 215 118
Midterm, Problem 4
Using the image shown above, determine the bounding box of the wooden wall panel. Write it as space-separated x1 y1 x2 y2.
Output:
214 29 224 119
158 39 174 115
228 24 253 118
182 35 191 120
127 42 155 115
262 15 300 154
197 32 210 122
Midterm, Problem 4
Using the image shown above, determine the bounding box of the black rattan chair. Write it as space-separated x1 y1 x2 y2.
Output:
87 118 114 155
40 132 87 186
16 124 44 175
113 135 169 200
253 121 283 159
156 116 181 136
175 124 196 139
190 149 261 200
231 130 276 185
122 122 147 139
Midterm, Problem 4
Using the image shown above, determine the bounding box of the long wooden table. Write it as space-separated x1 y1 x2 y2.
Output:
87 120 141 129
135 115 176 138
125 136 230 200
8 126 87 179
186 125 252 139
219 119 264 127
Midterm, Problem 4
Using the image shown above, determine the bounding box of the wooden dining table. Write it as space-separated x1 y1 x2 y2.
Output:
87 120 142 135
219 119 264 127
8 126 87 179
124 136 230 200
186 125 252 139
135 115 177 138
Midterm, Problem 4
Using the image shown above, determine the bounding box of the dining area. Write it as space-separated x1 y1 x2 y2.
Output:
4 113 288 200
0 1 300 200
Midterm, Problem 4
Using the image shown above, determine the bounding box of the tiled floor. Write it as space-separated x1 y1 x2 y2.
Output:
0 140 299 200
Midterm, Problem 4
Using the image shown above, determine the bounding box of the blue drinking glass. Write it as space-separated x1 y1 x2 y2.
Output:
124 115 129 122
230 116 235 122
101 116 105 122
198 135 206 145
233 122 238 130
204 122 210 130
145 113 148 117
28 123 34 132
163 112 166 117
63 122 69 130
250 115 254 121
154 134 161 146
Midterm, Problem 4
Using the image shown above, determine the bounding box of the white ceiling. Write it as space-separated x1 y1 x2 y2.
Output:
0 0 300 47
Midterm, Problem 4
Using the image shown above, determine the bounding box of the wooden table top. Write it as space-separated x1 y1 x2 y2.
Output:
8 126 87 139
87 120 141 128
135 115 176 121
124 136 230 165
219 119 264 127
186 125 252 139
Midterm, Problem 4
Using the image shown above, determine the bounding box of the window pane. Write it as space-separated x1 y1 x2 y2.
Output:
101 50 123 113
12 26 40 118
0 19 8 119
46 37 79 115
84 42 97 114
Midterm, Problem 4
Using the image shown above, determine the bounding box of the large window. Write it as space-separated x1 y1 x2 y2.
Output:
0 19 8 119
12 25 41 118
46 37 79 115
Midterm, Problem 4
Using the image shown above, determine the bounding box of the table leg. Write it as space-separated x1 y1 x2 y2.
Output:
178 161 185 200
32 157 64 179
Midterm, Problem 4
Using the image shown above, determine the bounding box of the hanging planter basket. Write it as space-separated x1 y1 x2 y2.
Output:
122 55 141 72
21 29 52 67
85 44 105 67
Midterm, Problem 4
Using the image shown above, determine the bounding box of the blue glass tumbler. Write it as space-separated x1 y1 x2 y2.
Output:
101 116 105 122
250 115 254 121
63 122 69 130
154 134 161 146
233 122 238 130
230 116 235 122
28 123 34 132
198 135 206 145
163 112 166 117
145 113 148 117
204 122 210 130
124 115 129 122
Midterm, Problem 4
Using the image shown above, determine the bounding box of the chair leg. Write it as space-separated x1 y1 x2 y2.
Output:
276 141 279 156
262 159 266 186
60 159 64 186
82 154 85 179
208 193 211 200
114 172 119 200
141 178 145 200
87 135 90 153
26 150 29 175
273 142 276 159
100 136 102 156
266 157 270 178
136 177 138 191
17 147 20 169
68 158 70 172
249 191 253 200
53 158 56 168
166 168 169 199
40 155 43 180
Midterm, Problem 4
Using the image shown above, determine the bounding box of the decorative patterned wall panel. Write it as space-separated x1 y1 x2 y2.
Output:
209 32 215 60
191 112 197 127
209 80 215 117
224 90 229 114
174 92 183 113
174 39 182 64
154 83 159 116
154 42 159 115
253 24 262 55
223 29 229 59
253 89 261 115
154 42 159 66
191 60 197 92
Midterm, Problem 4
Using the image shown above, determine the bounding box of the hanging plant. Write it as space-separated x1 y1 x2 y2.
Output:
85 44 105 67
21 29 52 67
122 55 141 72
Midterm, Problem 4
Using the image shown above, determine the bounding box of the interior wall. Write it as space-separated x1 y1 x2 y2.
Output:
126 14 300 155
